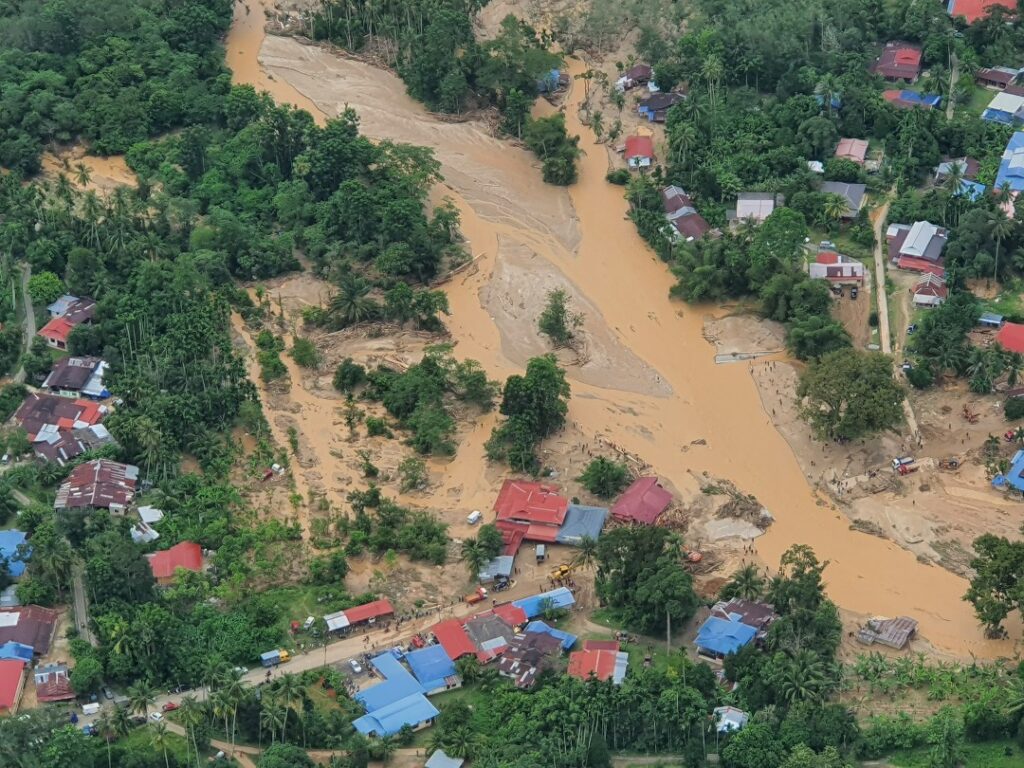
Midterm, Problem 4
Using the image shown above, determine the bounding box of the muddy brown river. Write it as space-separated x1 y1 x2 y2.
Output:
226 0 1019 658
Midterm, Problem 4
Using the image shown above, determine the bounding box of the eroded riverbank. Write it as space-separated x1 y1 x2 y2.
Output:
225 0 1019 659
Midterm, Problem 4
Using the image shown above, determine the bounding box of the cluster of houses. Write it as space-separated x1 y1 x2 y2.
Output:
0 604 64 715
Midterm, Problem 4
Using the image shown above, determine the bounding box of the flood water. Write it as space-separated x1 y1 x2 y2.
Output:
225 0 1019 658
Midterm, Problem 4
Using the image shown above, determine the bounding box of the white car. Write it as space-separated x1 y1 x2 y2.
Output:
148 712 163 722
349 659 363 674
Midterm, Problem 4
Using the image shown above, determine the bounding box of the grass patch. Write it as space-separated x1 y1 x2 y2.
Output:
888 740 1022 767
980 286 1024 322
408 684 492 747
116 725 191 763
961 84 994 117
256 585 356 643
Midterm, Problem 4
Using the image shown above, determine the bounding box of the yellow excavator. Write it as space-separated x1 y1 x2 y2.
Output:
549 563 576 580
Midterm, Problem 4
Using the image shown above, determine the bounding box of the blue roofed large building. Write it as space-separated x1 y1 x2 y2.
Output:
352 652 440 737
513 587 576 619
995 131 1024 192
405 645 460 695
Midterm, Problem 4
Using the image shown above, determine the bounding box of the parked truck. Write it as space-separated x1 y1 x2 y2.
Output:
464 587 488 605
260 649 291 668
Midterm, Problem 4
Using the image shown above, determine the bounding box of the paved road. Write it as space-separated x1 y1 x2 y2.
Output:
14 263 34 384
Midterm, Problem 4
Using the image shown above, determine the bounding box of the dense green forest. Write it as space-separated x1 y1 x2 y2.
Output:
0 0 234 173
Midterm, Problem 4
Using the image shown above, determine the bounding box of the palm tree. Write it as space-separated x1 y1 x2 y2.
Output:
701 54 723 110
150 720 171 768
74 162 92 188
725 564 765 600
821 193 849 230
460 538 490 579
178 695 202 767
273 673 304 744
212 690 233 745
112 704 132 738
779 652 827 704
989 211 1015 286
127 680 156 720
378 734 396 764
95 711 116 768
329 274 378 327
941 160 965 226
454 656 481 684
261 699 286 744
1005 676 1024 714
570 536 598 571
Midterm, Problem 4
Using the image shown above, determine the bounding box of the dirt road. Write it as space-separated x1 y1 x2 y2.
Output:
225 0 1017 659
13 264 33 384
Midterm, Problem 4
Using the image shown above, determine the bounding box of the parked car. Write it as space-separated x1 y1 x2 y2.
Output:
149 712 163 722
161 702 179 713
232 667 248 676
348 659 363 674
907 324 917 334
850 286 859 299
102 687 114 701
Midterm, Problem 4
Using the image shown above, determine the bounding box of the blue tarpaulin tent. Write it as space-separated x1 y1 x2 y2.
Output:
695 616 757 658
405 645 457 693
525 620 577 651
513 587 576 619
0 531 29 577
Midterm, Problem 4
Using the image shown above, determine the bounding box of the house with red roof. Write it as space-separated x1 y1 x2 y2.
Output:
494 480 568 543
0 606 59 656
344 599 394 627
624 135 654 169
567 640 629 684
834 138 869 165
871 42 922 82
947 0 1015 24
888 221 948 274
611 477 673 525
147 541 203 584
997 322 1024 354
38 296 96 350
0 659 25 714
809 248 865 284
431 619 477 661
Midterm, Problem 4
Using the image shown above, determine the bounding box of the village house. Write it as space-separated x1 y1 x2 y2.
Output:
661 185 712 242
611 476 672 525
34 662 74 703
809 248 866 284
54 459 139 514
0 659 25 715
38 295 96 350
887 221 948 273
834 138 869 165
871 42 922 82
615 63 652 92
997 321 1024 354
353 652 440 738
567 640 629 684
41 356 109 399
982 91 1024 124
637 92 685 122
977 66 1021 90
695 599 778 660
912 274 948 308
624 135 654 169
732 192 783 225
425 751 464 768
147 541 203 585
13 392 112 465
497 631 563 689
493 480 603 546
996 131 1024 192
715 706 750 733
0 605 60 656
883 90 941 110
934 157 981 183
947 0 1016 24
819 181 867 218
324 599 395 634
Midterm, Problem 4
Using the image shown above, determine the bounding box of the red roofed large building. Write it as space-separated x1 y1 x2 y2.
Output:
0 659 26 714
611 477 673 525
54 459 138 514
147 541 203 584
494 480 568 542
871 42 922 82
432 619 477 661
997 322 1024 354
624 135 654 169
948 0 1015 24
344 599 394 626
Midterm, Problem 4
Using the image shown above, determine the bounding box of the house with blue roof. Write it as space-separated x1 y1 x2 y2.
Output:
405 645 460 695
0 531 29 578
352 652 439 737
982 92 1024 125
995 131 1024 192
0 642 33 662
695 616 757 660
513 587 576 619
525 620 578 651
998 450 1024 493
957 179 987 202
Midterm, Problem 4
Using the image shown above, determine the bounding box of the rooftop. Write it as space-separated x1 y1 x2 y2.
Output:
611 477 673 525
834 138 868 164
996 131 1024 192
567 647 629 684
0 531 29 578
856 616 919 649
147 541 203 580
41 357 104 393
0 605 59 655
947 0 1015 24
819 181 867 217
344 599 394 625
624 135 655 160
735 192 780 222
15 393 104 441
0 659 24 712
494 480 568 527
54 459 138 510
695 615 757 657
871 42 922 80
513 587 576 619
405 645 458 692
997 321 1024 354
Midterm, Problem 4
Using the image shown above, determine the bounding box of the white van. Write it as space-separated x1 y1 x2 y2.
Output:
303 616 315 631
82 703 100 716
466 510 482 525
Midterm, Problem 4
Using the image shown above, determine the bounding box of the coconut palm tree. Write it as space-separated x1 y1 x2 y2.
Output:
779 652 828 704
74 162 92 189
178 695 202 767
724 564 766 600
95 710 116 768
273 673 304 744
127 680 156 720
821 193 849 230
460 538 490 578
570 536 598 571
261 699 286 744
1005 676 1024 713
989 211 1016 286
150 720 171 768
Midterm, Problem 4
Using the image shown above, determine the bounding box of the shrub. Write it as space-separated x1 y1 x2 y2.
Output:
398 457 428 492
333 358 366 393
290 337 320 368
365 417 393 438
606 168 630 185
868 310 878 327
906 362 934 390
1006 397 1024 421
